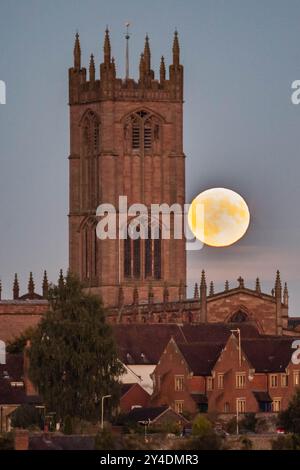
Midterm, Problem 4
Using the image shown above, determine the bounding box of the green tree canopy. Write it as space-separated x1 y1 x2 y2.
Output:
28 274 124 422
278 388 300 434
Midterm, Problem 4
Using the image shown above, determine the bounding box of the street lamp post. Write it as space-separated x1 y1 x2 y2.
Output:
139 419 150 443
101 395 112 430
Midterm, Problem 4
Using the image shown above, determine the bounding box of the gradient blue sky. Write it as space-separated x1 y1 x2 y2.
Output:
0 0 300 314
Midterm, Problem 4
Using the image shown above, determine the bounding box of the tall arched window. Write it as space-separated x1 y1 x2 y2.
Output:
80 110 100 210
123 223 161 280
81 218 98 286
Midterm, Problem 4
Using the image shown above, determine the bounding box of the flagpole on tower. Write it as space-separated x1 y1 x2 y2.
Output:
125 22 131 80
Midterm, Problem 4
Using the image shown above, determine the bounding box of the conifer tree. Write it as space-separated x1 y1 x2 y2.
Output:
28 274 123 421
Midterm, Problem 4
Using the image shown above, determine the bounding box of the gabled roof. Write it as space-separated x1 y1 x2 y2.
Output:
242 338 295 372
113 323 259 365
177 342 224 375
120 382 150 398
120 405 168 423
119 405 188 424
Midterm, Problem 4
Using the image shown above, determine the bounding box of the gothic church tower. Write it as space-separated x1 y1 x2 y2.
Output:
69 29 186 307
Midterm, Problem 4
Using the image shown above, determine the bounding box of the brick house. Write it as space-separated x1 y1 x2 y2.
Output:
0 354 41 432
118 405 189 429
151 333 300 416
119 383 150 413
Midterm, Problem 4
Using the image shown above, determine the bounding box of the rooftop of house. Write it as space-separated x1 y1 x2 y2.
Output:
242 338 295 373
177 342 224 375
113 322 260 365
0 354 41 405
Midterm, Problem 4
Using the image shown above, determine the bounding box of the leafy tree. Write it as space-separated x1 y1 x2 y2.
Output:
28 274 124 422
240 413 257 433
272 434 300 450
278 389 300 434
192 414 213 438
11 404 43 430
183 415 222 450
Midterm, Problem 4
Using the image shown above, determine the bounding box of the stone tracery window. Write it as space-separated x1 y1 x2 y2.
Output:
80 110 100 210
229 310 249 323
81 218 98 286
123 223 161 280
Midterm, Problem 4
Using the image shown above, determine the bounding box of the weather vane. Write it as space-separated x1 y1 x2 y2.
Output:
125 22 131 81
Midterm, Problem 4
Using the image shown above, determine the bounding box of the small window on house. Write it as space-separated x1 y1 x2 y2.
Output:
281 374 288 387
236 373 246 389
207 377 213 391
237 398 246 413
174 375 184 392
272 398 281 412
270 374 278 388
217 373 224 389
174 400 184 414
294 371 300 386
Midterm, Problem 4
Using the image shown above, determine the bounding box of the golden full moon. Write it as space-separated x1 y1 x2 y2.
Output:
188 188 250 247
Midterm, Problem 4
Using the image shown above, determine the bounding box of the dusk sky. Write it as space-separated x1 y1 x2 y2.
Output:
1 0 300 314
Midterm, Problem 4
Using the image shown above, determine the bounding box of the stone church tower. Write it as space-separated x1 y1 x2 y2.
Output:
68 29 186 307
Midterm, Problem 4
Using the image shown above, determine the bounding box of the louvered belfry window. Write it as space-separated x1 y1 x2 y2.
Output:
128 111 160 152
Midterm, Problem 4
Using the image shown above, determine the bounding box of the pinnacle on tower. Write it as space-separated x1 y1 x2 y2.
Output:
160 56 166 84
225 280 229 291
28 272 35 299
58 269 64 289
139 53 145 82
42 270 49 298
275 270 282 297
172 29 180 66
255 277 261 294
200 270 207 290
144 34 151 74
283 282 289 306
193 282 199 300
209 281 214 297
111 57 116 77
89 54 95 82
73 32 81 70
13 273 19 300
104 27 111 65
